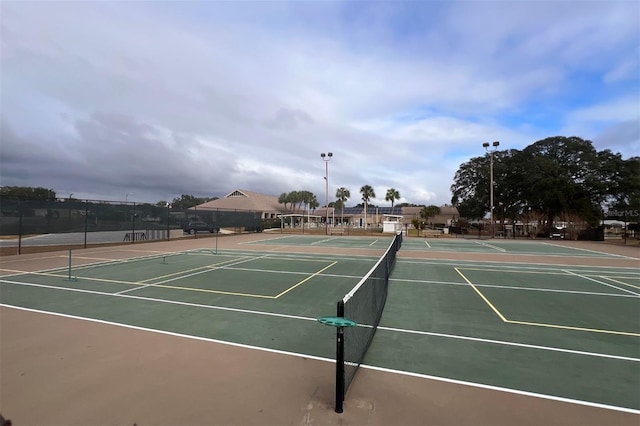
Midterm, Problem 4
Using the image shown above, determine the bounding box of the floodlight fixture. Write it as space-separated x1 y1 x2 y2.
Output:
321 152 333 235
482 141 501 238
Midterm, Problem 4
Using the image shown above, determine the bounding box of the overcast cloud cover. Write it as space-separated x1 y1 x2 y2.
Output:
1 1 638 206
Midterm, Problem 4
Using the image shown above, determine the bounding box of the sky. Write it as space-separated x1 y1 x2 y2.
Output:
1 1 638 207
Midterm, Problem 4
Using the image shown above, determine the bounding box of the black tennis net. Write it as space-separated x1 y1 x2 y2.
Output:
334 231 403 412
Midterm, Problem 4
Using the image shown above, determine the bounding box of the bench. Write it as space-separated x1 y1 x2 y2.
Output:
329 229 344 236
123 231 147 242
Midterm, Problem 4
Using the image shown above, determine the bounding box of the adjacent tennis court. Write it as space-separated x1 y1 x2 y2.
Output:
1 234 638 425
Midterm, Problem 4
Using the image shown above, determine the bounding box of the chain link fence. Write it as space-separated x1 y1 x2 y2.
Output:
0 198 264 254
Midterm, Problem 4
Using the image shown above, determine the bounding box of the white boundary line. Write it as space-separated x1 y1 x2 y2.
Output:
474 240 507 252
396 257 640 271
362 364 640 414
1 304 638 415
377 325 640 362
541 242 636 259
0 280 313 321
562 269 640 296
1 279 636 362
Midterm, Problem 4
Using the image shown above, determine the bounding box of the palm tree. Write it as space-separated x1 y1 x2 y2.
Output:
278 192 289 211
301 191 317 228
308 194 319 211
360 185 375 229
385 188 400 214
421 205 441 228
335 187 350 226
288 190 303 211
334 199 344 225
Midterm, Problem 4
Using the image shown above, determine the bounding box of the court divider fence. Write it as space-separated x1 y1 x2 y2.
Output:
1 198 265 254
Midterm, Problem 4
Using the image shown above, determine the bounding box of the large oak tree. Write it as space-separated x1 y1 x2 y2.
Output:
450 136 638 230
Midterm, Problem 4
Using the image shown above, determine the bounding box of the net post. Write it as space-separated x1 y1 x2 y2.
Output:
335 300 345 413
65 249 76 281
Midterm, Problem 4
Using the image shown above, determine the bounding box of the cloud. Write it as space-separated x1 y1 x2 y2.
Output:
593 120 640 154
264 108 314 131
1 1 638 207
566 95 639 123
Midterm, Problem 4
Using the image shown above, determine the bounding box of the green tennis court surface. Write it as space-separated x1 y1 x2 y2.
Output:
248 235 632 258
1 243 638 412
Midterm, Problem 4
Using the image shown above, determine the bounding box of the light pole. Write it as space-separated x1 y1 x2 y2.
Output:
125 193 132 221
482 141 499 238
321 152 333 235
68 193 73 221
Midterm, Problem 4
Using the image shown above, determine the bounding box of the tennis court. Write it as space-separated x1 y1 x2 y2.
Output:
250 234 632 258
1 233 638 425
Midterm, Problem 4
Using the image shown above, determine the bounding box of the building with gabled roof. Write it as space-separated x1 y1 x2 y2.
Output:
195 189 459 229
315 204 459 228
194 189 282 219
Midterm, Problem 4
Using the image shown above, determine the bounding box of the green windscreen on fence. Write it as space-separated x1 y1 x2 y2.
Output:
0 198 265 235
0 198 266 252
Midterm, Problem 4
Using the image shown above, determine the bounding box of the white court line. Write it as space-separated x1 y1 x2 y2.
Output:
0 279 312 321
1 278 636 363
542 242 637 259
474 240 507 252
424 240 431 249
377 325 639 362
562 269 640 297
601 276 640 290
369 239 378 246
311 237 337 245
2 304 638 415
391 277 640 298
397 257 640 272
363 364 640 415
116 255 260 295
241 236 298 245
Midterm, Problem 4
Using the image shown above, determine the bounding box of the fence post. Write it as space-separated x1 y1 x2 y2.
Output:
131 202 136 244
167 204 171 240
17 199 23 255
84 200 88 248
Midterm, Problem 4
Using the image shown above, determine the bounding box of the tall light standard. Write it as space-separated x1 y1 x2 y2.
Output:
321 152 333 235
125 193 132 222
68 193 73 221
483 141 500 238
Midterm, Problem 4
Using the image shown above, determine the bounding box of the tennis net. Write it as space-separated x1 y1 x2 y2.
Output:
334 231 403 412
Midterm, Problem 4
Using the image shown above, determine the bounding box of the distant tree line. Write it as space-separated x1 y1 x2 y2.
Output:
0 187 220 210
277 190 320 212
157 194 219 210
0 186 57 200
276 185 443 231
450 136 640 231
2 186 446 235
